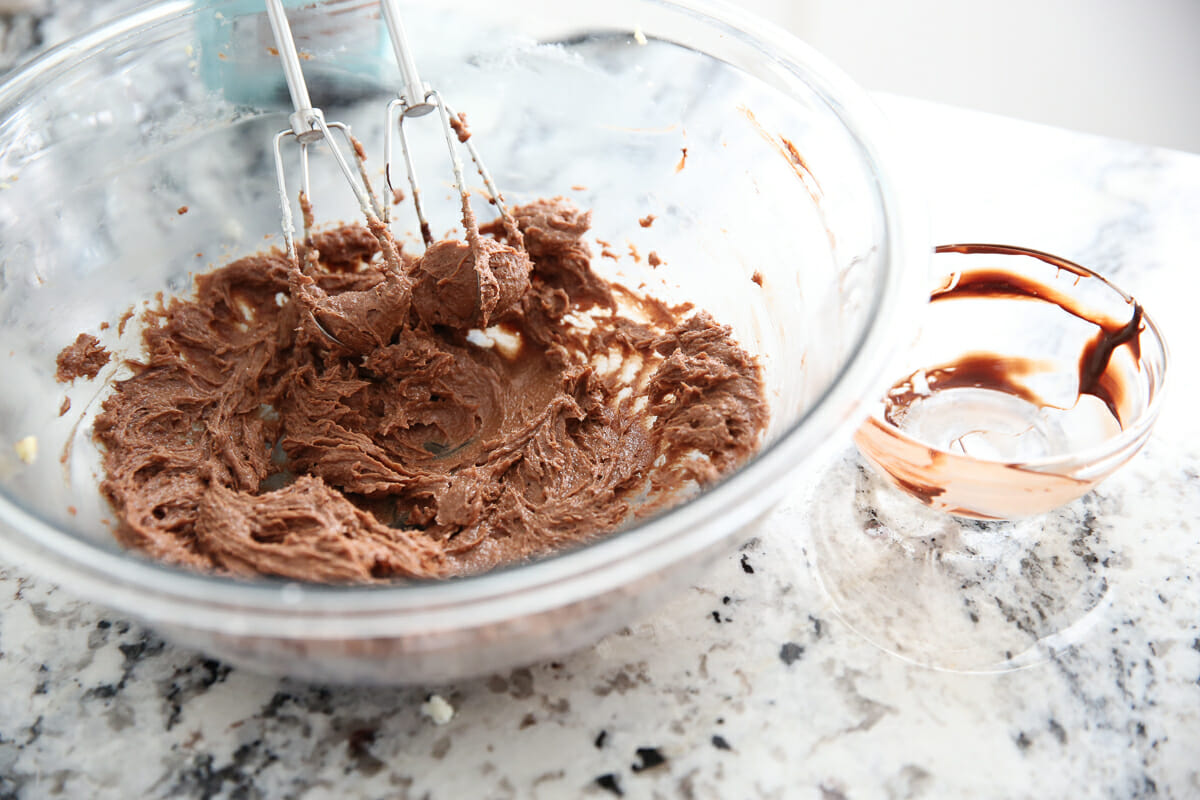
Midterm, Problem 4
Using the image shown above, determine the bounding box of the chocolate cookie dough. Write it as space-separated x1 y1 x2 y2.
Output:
94 198 767 582
56 333 110 382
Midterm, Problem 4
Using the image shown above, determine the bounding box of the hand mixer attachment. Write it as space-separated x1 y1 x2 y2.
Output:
264 0 384 262
262 0 526 349
380 0 522 247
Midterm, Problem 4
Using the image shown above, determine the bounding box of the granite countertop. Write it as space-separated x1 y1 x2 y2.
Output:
2 12 1200 798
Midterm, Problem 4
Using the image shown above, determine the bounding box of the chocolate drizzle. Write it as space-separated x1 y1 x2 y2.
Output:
883 353 1047 428
911 244 1146 425
1079 303 1143 419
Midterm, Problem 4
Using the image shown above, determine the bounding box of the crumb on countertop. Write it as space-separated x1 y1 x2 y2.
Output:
421 694 454 725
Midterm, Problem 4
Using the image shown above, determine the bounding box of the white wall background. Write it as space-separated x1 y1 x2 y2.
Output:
739 0 1200 153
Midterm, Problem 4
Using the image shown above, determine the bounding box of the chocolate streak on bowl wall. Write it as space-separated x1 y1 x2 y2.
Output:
910 244 1146 426
882 353 1050 429
860 244 1151 520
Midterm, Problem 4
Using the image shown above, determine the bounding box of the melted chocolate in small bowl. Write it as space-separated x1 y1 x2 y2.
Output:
855 244 1167 520
813 245 1168 674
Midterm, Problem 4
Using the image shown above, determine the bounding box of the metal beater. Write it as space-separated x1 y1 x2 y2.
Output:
264 0 384 262
379 0 521 246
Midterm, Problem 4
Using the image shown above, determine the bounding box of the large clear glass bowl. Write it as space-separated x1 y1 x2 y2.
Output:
0 0 926 682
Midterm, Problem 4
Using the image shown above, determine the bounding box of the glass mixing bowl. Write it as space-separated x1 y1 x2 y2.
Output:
0 0 926 682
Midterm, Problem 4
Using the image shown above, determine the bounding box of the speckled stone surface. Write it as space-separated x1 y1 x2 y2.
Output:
3 13 1200 799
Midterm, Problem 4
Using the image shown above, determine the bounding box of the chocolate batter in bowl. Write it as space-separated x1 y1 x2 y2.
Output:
92 197 770 582
0 0 926 682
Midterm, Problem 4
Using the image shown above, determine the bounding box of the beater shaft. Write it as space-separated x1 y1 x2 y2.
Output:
380 0 434 118
265 0 381 261
379 0 519 247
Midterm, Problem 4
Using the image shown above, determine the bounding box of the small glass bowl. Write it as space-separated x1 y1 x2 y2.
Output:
855 244 1168 520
